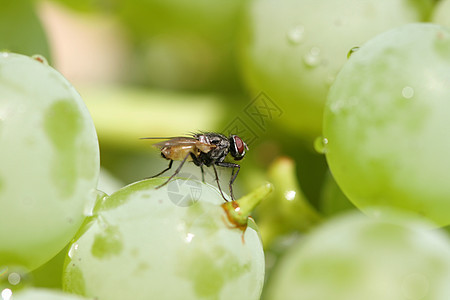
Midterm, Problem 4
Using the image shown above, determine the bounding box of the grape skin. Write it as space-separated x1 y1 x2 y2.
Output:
240 0 433 141
324 23 450 226
265 212 450 300
0 53 100 270
63 179 264 300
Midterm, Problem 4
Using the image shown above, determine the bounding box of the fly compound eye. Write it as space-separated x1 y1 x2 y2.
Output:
230 135 246 160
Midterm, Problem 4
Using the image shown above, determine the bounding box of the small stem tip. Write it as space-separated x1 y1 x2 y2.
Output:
222 183 273 228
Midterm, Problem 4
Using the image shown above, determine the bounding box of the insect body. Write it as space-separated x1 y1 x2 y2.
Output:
142 132 248 201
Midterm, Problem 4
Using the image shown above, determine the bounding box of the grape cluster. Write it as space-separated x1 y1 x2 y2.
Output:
3 1 450 299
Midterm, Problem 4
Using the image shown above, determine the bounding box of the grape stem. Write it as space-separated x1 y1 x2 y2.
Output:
222 183 273 230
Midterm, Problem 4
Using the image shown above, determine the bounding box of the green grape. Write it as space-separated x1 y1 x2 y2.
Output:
6 288 90 300
265 211 450 300
323 23 450 226
63 179 269 300
432 0 450 26
0 53 100 270
240 0 433 141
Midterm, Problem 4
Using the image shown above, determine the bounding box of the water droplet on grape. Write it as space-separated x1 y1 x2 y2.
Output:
185 232 195 243
303 47 321 68
31 54 49 65
347 47 360 59
314 136 329 154
1 288 12 300
287 25 305 45
402 86 414 99
68 243 79 259
284 190 296 201
0 52 9 58
0 266 31 290
85 189 108 216
7 273 21 286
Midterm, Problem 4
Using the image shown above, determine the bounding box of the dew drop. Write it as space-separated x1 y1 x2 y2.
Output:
284 190 296 201
347 47 360 59
303 46 321 68
1 289 12 300
31 54 49 65
185 232 195 243
68 243 79 259
84 189 108 216
314 136 329 154
0 52 9 58
7 273 21 286
287 25 305 45
0 267 31 290
401 86 414 99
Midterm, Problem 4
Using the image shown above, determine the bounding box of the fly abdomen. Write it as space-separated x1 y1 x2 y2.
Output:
161 145 196 161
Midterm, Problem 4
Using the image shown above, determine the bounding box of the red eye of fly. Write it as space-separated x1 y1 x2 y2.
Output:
233 136 245 155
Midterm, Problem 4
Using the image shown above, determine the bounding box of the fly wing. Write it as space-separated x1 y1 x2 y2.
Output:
142 136 216 152
195 141 216 153
151 137 199 149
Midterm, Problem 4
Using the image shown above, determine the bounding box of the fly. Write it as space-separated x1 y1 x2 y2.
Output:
141 132 248 201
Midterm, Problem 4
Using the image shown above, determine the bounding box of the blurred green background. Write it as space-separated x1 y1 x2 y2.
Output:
2 0 449 295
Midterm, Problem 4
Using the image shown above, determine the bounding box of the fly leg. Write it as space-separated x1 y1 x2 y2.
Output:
229 165 240 200
200 165 205 183
155 153 190 189
190 153 205 183
148 160 173 178
215 162 240 200
212 164 228 202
